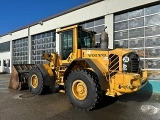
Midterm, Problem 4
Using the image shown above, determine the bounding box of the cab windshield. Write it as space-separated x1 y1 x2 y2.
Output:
78 29 93 49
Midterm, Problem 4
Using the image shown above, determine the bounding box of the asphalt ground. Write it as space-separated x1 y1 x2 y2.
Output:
0 74 160 120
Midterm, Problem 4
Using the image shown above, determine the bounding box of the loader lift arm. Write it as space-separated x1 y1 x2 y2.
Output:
42 51 53 62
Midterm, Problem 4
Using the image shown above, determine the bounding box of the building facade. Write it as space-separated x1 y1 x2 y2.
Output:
0 0 160 92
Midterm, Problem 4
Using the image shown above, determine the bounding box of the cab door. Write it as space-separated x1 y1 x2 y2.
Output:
60 29 73 60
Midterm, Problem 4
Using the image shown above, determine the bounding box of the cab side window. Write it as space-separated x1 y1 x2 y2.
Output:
61 30 73 60
78 31 92 49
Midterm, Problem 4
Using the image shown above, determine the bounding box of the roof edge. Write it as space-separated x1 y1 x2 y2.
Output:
0 0 104 37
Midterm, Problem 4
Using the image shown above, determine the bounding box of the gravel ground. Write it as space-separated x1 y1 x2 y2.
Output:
0 74 160 120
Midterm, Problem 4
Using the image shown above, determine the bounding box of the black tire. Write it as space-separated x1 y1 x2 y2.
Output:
65 69 102 111
49 83 59 93
28 67 45 95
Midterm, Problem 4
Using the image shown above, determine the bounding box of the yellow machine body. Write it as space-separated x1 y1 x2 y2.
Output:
41 25 148 97
9 24 148 111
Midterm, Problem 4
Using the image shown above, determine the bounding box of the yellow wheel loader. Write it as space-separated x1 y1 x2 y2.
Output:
9 25 148 111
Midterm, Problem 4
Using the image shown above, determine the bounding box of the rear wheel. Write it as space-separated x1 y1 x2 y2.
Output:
65 69 102 111
28 67 45 95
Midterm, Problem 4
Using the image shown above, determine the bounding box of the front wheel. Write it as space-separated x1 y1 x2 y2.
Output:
65 69 102 111
28 67 45 95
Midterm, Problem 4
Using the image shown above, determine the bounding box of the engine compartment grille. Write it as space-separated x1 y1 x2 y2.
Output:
130 55 140 73
123 52 140 73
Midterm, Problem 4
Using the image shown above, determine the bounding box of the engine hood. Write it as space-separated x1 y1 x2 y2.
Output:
108 48 133 56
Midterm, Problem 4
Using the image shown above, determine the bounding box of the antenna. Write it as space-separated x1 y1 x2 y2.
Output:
39 21 43 25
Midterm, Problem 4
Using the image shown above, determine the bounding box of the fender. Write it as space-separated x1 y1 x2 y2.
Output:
36 64 55 86
64 58 107 91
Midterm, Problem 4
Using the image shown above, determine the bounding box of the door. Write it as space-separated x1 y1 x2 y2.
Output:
61 29 73 60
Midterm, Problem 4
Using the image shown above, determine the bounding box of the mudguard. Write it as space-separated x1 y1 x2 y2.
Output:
37 64 55 86
64 58 108 91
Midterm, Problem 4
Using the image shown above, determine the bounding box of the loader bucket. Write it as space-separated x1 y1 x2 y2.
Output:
8 64 36 90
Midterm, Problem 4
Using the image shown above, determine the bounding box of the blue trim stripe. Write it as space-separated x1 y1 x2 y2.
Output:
140 80 160 93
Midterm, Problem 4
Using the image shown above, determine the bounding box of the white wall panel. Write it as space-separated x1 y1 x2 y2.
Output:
105 14 114 49
30 0 107 35
10 28 28 40
0 28 28 43
0 35 11 43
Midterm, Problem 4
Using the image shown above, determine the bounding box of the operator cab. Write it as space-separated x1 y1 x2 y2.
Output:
59 25 95 60
58 25 109 61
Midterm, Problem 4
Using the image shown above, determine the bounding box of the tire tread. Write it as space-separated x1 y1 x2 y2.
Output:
66 68 102 111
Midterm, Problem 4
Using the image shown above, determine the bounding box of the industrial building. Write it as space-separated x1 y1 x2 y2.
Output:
0 0 160 93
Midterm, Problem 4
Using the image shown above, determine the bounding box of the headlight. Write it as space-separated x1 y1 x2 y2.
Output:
123 64 127 71
123 56 130 63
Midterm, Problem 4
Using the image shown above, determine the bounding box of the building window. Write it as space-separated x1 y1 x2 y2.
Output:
0 41 10 52
114 4 160 79
31 30 56 64
12 37 28 64
80 17 105 43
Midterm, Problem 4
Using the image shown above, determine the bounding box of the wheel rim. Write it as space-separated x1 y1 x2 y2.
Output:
31 74 38 88
72 80 87 100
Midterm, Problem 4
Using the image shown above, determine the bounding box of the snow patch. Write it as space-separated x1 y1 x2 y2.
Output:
0 88 9 92
0 88 8 90
13 94 23 99
141 105 158 115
